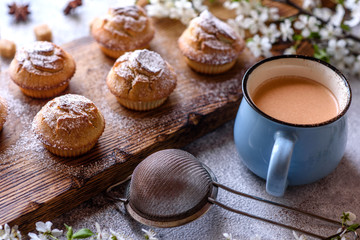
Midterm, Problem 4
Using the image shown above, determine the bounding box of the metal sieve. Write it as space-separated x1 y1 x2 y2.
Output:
107 149 350 239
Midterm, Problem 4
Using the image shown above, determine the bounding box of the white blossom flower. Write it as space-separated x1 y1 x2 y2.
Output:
109 229 126 240
294 15 320 38
92 223 108 240
283 46 297 55
0 224 11 240
352 55 360 76
28 233 46 240
247 35 272 58
346 39 360 52
280 19 294 42
227 18 245 38
293 231 308 240
35 222 62 237
146 3 170 19
345 4 360 27
192 0 207 12
223 233 236 240
147 0 206 25
260 23 281 43
336 228 348 240
169 0 197 25
313 7 333 22
242 9 268 35
142 228 158 240
257 5 279 21
224 0 258 16
345 0 359 9
0 224 21 240
268 7 279 20
319 23 342 40
330 4 345 27
327 39 349 61
302 0 320 10
344 211 357 225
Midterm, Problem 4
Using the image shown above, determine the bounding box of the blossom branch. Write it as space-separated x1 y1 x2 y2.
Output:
273 0 360 42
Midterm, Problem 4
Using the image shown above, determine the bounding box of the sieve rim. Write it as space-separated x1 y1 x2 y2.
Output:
124 161 218 228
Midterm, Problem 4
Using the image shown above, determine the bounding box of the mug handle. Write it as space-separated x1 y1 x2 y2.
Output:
266 131 296 197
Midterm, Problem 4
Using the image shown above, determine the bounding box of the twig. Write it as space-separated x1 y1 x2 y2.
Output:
272 0 360 42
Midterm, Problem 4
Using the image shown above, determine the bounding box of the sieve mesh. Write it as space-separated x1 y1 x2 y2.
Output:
127 149 214 223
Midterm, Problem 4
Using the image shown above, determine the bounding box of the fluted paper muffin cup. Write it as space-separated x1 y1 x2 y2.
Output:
44 141 97 157
184 57 237 74
20 83 69 99
99 44 150 59
116 97 167 111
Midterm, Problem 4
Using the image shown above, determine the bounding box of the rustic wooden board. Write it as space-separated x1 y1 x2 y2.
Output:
0 1 305 232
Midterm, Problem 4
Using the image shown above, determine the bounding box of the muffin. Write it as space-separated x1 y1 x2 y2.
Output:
178 10 245 74
0 97 8 131
106 49 177 111
9 41 76 98
32 94 105 157
90 5 155 59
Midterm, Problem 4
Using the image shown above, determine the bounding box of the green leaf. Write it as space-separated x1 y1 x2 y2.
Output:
337 0 345 4
347 223 360 231
341 23 350 31
309 32 320 39
246 38 253 43
313 45 330 63
72 228 94 239
293 34 303 41
65 224 73 240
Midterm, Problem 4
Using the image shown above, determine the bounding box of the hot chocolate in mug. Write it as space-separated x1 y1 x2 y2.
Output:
234 55 352 197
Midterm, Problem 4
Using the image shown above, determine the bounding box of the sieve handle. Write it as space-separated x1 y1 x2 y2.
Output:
105 175 131 203
208 197 326 239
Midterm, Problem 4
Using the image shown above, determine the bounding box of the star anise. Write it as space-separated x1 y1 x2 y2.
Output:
8 2 30 22
63 0 82 15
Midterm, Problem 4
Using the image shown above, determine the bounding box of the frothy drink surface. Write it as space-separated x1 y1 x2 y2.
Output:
251 75 339 124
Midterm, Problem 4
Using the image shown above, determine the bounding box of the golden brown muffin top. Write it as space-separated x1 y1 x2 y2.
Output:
91 5 155 51
16 41 65 75
0 97 8 129
178 10 245 65
33 94 105 150
9 41 76 90
106 49 177 101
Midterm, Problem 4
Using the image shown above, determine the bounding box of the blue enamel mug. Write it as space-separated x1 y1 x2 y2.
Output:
234 55 351 197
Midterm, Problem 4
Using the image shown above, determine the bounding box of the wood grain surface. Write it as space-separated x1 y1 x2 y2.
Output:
0 1 305 232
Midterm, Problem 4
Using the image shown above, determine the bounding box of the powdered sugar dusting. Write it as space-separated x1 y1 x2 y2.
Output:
105 6 148 36
111 49 177 100
16 41 64 74
0 27 245 181
179 10 244 65
40 94 97 131
199 10 237 41
135 50 164 74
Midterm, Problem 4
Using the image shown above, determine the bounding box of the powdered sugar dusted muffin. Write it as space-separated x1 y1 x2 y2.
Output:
178 10 245 74
33 94 105 157
0 97 8 131
90 5 155 59
106 49 177 111
9 41 76 98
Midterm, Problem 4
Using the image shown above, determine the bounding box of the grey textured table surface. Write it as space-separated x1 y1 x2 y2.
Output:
1 1 360 239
